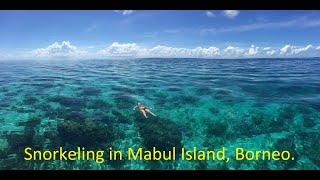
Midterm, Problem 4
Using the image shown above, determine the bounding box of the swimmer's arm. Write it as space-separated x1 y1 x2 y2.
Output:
133 105 137 110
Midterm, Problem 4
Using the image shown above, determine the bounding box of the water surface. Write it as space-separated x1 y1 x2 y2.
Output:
0 58 319 169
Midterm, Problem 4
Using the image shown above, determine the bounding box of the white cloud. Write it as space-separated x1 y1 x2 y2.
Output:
280 45 291 55
280 44 314 56
3 41 319 60
206 11 215 18
261 47 276 56
292 44 313 54
246 45 259 56
266 50 276 56
149 46 220 58
114 10 135 16
123 10 134 15
222 45 278 57
99 43 220 58
100 42 146 57
222 10 239 19
223 46 245 57
32 41 87 59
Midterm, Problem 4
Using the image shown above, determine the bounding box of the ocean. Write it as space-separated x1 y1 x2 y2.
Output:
0 58 319 170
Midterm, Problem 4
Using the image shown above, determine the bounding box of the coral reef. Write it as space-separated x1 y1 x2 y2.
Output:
273 135 299 169
57 119 115 147
134 112 183 151
23 96 38 105
49 96 86 109
80 87 102 96
86 99 112 109
65 111 87 122
0 59 320 170
206 122 228 137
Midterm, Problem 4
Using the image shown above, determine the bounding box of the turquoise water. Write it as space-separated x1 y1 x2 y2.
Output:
0 58 319 170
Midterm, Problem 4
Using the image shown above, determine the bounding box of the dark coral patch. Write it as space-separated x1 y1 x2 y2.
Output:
17 117 41 127
209 107 220 114
112 110 130 124
196 87 212 96
134 113 182 152
297 131 320 167
112 93 136 109
44 107 68 119
57 120 114 147
278 105 296 121
86 99 112 109
273 135 299 169
80 87 102 96
206 122 228 137
64 111 87 123
302 115 316 128
237 120 255 137
49 96 86 109
92 113 115 125
6 117 41 156
251 111 266 126
179 95 199 104
23 96 38 105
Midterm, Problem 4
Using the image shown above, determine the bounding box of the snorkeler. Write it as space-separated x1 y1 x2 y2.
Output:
133 102 156 118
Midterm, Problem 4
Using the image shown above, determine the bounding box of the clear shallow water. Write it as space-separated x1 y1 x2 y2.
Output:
0 58 319 170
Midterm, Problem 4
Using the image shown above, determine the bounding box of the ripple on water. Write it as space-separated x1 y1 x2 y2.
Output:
0 59 320 170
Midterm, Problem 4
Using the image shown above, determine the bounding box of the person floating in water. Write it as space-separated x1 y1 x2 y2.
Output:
133 102 156 118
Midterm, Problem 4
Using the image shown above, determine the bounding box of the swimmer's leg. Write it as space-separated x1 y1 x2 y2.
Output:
141 110 148 118
146 109 156 117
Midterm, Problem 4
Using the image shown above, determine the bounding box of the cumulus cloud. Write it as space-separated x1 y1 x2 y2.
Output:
149 46 220 58
32 41 87 59
293 44 313 54
280 44 314 56
261 47 275 56
7 41 319 60
99 42 146 57
222 10 239 19
246 45 259 56
99 43 220 58
223 46 245 57
114 10 135 16
280 45 291 55
222 45 278 57
206 11 215 18
266 50 276 56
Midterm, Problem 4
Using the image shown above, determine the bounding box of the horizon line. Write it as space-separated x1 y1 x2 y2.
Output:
1 57 320 61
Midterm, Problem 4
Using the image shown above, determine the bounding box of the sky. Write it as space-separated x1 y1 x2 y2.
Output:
1 10 320 59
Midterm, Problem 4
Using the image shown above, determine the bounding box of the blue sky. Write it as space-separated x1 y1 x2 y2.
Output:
1 10 320 59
